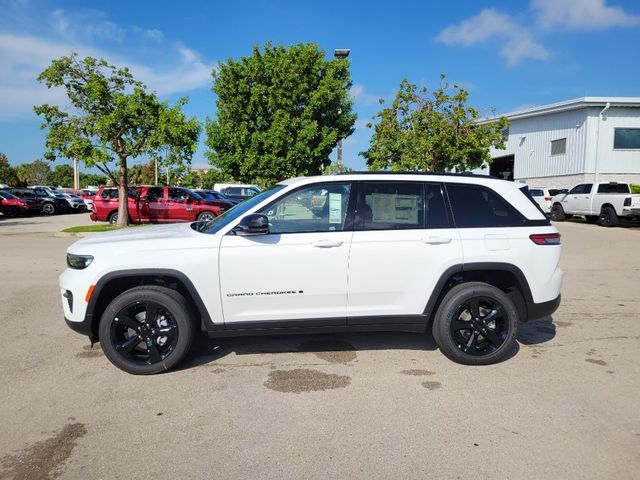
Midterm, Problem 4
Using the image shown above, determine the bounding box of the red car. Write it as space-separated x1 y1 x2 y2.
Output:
90 186 233 224
0 190 40 217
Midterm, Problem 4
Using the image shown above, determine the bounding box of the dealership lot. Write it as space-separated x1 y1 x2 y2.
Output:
0 216 639 479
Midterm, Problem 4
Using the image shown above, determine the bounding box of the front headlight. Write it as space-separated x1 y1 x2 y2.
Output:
67 254 94 269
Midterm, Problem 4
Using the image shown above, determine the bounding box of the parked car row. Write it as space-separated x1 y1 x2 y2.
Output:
0 186 92 217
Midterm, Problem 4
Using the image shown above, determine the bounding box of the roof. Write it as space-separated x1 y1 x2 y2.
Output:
481 96 640 123
279 171 504 186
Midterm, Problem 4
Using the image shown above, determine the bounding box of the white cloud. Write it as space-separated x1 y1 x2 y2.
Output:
0 12 214 121
350 84 381 105
437 1 639 66
144 29 163 42
437 8 549 65
533 0 640 30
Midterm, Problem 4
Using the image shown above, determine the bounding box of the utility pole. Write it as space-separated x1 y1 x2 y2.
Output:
73 158 80 190
334 48 350 171
154 156 159 186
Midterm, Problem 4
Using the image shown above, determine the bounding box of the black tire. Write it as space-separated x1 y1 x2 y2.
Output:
42 203 55 215
432 282 519 366
550 204 566 221
98 286 195 375
4 206 18 217
197 210 216 222
585 215 598 223
598 206 619 227
108 211 118 224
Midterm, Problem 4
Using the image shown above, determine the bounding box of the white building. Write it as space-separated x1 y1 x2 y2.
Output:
479 97 640 188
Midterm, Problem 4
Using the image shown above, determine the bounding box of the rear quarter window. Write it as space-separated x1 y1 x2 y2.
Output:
446 183 525 228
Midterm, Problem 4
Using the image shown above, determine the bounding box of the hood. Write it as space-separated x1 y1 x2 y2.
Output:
70 222 197 250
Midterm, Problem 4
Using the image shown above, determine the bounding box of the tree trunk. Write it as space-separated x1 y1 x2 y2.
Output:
117 155 129 227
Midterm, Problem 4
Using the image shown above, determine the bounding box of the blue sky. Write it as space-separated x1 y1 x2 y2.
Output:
1 0 639 172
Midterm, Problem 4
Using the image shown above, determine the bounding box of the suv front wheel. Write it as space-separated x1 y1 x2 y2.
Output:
98 286 195 374
432 282 519 365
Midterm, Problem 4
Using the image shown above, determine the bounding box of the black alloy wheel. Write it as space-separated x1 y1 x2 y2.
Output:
110 301 179 366
598 206 619 227
98 286 195 374
432 282 519 365
550 204 566 221
450 297 508 356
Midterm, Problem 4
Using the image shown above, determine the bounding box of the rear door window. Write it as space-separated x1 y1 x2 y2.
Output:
446 183 525 228
359 182 424 230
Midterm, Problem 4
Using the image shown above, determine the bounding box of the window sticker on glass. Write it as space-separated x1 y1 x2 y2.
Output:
370 194 418 224
329 193 342 223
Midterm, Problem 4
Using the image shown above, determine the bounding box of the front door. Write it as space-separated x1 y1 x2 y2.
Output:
562 183 592 214
219 182 354 325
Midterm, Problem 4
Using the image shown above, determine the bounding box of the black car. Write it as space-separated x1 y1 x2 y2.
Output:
193 189 240 205
10 187 70 215
220 186 261 202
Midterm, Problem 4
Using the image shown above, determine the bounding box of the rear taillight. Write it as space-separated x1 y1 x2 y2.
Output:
624 197 631 207
530 233 561 245
544 196 553 201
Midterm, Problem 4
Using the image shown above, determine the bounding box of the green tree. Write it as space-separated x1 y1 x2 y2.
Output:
80 173 108 188
0 153 20 186
34 54 200 226
50 164 75 187
200 168 234 189
362 75 508 173
16 160 52 185
206 42 356 185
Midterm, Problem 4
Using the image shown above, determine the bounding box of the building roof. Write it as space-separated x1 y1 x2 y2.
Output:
482 96 640 123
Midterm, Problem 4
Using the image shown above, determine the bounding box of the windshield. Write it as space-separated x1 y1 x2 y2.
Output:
188 189 203 200
196 185 285 234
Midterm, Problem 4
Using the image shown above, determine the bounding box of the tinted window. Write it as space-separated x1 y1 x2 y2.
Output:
168 188 190 202
227 187 241 195
548 189 567 196
426 183 450 228
360 182 424 230
529 189 544 197
0 191 18 199
259 183 351 234
446 183 524 227
143 187 162 202
597 183 630 194
614 128 640 149
568 184 592 195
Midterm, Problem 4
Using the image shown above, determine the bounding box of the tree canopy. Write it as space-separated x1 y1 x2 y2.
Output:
206 42 356 185
34 54 200 225
0 153 19 186
362 75 508 173
16 160 52 186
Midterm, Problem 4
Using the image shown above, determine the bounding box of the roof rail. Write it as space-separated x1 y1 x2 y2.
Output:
336 170 497 179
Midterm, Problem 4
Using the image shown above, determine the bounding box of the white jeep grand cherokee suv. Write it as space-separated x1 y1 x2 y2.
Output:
61 173 562 374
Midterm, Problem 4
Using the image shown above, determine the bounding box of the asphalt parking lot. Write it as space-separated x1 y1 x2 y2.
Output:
1 214 639 479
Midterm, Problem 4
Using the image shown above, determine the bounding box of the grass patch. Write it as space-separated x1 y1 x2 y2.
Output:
62 223 147 233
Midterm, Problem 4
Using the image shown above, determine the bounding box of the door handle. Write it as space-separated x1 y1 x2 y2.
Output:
312 239 343 248
423 236 452 245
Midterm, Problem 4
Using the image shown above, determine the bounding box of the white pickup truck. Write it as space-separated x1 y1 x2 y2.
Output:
550 182 640 227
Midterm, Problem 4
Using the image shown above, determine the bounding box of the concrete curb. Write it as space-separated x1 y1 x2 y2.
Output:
53 231 98 238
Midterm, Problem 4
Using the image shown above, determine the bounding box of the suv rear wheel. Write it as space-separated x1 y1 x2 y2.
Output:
98 286 195 374
432 282 519 365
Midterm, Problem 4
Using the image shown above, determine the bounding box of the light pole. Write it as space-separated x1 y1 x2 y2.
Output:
334 48 350 170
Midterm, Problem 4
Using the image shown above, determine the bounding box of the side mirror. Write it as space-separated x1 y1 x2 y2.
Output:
234 214 269 236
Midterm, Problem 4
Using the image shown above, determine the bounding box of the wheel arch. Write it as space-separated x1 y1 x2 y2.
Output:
599 203 615 212
85 269 212 340
424 263 534 324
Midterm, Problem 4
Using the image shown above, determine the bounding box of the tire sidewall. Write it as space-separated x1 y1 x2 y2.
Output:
98 288 194 375
108 212 118 224
432 283 519 365
42 203 55 215
197 211 216 222
550 204 565 221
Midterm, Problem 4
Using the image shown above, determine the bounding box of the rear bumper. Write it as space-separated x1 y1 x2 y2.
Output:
527 294 561 322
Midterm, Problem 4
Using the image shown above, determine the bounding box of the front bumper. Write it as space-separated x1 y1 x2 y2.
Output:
65 316 94 339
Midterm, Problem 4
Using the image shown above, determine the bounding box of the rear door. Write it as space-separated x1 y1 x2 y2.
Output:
346 181 463 322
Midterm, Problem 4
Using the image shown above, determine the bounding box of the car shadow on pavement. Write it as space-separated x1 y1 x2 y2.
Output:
518 316 557 345
182 331 439 370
